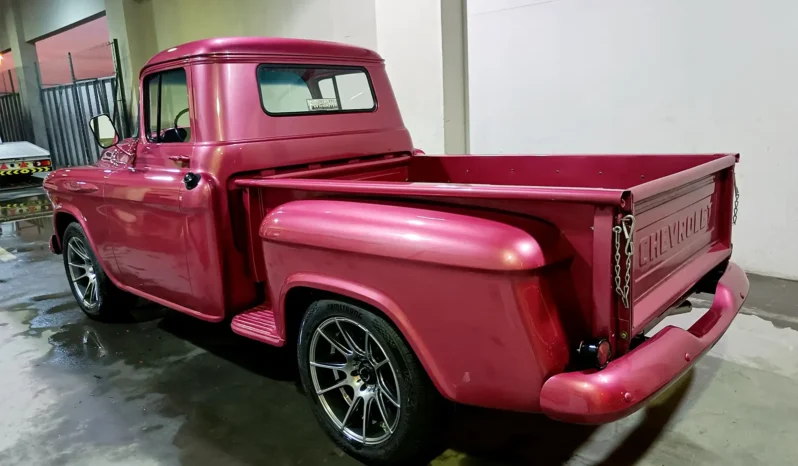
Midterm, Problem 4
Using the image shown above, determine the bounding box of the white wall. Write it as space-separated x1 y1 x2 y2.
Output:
148 0 377 52
376 0 445 153
467 0 798 279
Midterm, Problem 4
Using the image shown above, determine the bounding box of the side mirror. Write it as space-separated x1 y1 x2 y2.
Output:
88 114 119 149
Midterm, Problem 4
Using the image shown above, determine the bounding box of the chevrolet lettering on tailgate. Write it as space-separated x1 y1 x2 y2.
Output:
639 198 714 269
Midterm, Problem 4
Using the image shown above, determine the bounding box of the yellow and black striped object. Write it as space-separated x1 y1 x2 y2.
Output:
0 166 52 176
0 199 53 219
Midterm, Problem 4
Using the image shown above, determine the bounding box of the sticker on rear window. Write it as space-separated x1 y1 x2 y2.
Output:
307 98 339 111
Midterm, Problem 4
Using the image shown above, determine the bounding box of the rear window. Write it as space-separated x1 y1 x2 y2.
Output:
257 65 376 115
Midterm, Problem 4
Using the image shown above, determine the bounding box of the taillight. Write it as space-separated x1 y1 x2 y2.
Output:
34 160 51 167
577 338 612 369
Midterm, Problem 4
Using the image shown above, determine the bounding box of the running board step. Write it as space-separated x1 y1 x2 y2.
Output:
231 306 284 346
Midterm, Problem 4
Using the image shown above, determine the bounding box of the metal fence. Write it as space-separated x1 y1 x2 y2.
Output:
41 76 125 166
0 92 30 142
37 39 129 168
0 40 128 167
0 66 32 143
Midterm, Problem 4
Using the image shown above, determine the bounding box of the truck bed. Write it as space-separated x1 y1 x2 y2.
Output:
234 153 737 356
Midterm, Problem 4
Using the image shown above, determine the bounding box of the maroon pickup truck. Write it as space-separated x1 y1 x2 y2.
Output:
44 37 748 465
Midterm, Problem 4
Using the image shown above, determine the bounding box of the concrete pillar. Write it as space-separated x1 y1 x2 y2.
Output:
4 0 48 147
441 0 469 154
375 0 469 154
104 0 157 135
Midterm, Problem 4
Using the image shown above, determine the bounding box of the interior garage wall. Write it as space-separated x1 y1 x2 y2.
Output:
148 0 377 52
118 0 455 153
467 0 798 279
375 0 445 153
0 6 7 51
0 0 460 161
20 0 104 41
105 0 378 138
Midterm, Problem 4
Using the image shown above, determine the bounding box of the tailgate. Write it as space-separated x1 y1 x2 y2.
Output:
628 156 736 335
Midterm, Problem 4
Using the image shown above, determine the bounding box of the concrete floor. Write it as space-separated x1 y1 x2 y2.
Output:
2 200 798 465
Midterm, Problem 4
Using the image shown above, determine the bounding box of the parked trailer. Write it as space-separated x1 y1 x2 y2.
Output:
0 141 53 190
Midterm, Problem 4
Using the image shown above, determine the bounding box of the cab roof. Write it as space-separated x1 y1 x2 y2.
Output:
143 37 383 70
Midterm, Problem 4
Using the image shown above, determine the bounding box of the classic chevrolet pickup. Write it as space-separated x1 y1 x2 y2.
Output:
44 37 748 465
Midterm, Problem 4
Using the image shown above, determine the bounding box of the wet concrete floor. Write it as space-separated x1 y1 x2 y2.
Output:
2 202 798 465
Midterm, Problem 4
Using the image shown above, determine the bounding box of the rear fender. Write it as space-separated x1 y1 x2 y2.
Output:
265 199 573 400
260 200 571 272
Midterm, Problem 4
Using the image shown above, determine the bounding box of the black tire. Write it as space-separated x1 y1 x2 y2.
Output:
297 299 445 466
62 222 134 321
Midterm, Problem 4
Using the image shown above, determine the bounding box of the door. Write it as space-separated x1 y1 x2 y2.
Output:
105 67 195 308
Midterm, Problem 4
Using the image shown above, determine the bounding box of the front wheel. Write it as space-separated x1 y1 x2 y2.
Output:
62 222 134 321
297 299 445 465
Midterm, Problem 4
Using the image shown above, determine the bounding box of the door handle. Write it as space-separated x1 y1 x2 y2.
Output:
64 181 99 193
168 155 190 163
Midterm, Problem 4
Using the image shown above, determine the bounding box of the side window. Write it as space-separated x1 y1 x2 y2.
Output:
143 68 191 143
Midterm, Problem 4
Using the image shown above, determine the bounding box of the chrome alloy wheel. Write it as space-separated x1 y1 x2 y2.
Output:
309 317 401 445
66 237 99 309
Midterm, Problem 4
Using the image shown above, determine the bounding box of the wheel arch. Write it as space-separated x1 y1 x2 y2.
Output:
52 205 125 288
54 210 80 244
53 206 103 255
279 273 453 400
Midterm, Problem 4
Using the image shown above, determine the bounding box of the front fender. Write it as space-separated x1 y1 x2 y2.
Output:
52 204 90 246
51 204 111 266
46 165 118 281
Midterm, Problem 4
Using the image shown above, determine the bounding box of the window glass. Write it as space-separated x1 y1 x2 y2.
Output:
143 68 191 143
318 78 336 99
257 65 376 115
335 72 374 110
145 76 159 139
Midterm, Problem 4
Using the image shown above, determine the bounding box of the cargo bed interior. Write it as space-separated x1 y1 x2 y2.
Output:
409 154 729 188
276 153 732 190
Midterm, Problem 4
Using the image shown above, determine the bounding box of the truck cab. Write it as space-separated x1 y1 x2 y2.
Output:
44 37 749 465
51 37 410 320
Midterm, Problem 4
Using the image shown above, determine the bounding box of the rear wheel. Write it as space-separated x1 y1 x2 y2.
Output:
297 299 445 465
62 222 134 321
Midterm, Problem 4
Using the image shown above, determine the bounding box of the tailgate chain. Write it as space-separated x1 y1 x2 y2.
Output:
612 214 636 309
733 173 740 225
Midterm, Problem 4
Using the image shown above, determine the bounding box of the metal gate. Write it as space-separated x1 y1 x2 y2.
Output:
40 76 127 167
37 39 129 168
0 91 30 142
0 68 33 143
